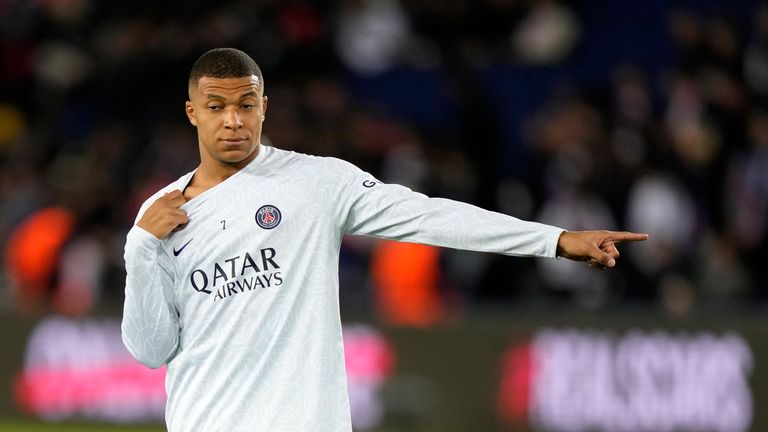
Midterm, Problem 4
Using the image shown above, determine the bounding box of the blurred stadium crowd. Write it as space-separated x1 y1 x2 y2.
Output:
0 0 767 322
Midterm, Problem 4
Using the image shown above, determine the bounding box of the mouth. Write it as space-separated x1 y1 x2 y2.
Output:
221 138 249 146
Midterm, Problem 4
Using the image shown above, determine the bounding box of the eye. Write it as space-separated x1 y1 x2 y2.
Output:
208 105 222 111
241 104 255 110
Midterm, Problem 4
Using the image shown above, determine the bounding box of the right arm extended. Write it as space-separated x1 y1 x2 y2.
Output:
121 190 188 368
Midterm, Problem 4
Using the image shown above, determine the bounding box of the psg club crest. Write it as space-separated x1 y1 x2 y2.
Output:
255 205 281 230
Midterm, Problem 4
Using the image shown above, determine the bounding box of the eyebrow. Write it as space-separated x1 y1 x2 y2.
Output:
205 91 259 101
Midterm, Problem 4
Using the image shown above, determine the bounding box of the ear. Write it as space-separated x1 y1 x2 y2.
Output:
262 95 268 116
185 101 197 126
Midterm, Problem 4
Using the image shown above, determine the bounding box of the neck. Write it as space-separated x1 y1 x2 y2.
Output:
197 145 260 185
196 163 240 184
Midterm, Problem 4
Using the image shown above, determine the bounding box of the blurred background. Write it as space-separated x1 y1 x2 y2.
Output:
1 0 767 430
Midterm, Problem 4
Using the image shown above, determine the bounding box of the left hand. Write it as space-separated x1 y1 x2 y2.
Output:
556 230 649 270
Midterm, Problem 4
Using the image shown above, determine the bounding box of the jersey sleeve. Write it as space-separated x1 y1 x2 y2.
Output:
121 224 180 368
336 161 564 258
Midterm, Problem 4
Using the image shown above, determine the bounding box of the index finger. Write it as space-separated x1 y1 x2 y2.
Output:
164 190 187 206
607 231 649 242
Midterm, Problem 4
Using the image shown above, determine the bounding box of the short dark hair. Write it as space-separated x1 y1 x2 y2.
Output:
188 48 264 93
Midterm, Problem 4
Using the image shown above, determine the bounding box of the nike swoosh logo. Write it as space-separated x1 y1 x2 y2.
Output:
173 238 193 257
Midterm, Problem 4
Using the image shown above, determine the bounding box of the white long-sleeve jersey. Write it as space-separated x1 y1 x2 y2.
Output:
122 145 563 431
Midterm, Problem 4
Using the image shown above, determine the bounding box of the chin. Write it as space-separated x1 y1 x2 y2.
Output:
218 154 248 164
219 148 257 164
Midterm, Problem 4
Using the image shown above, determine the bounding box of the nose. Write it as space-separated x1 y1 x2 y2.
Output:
224 107 243 130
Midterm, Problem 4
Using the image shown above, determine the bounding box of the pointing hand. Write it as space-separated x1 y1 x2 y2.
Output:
556 230 649 270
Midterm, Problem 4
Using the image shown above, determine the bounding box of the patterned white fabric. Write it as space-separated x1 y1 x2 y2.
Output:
122 145 563 431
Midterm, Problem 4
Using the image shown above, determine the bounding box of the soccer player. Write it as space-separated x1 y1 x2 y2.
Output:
121 48 648 431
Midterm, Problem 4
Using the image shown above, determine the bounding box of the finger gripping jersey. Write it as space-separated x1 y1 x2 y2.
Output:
121 146 563 431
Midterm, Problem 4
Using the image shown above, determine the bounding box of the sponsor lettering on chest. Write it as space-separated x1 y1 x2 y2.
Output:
180 203 288 303
188 247 283 303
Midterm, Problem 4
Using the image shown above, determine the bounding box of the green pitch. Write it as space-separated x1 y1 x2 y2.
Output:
0 419 433 431
0 419 166 431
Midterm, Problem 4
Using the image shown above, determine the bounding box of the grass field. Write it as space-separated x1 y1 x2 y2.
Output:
0 419 167 431
0 419 423 431
0 420 420 431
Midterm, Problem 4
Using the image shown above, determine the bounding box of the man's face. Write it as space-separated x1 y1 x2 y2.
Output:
185 75 268 168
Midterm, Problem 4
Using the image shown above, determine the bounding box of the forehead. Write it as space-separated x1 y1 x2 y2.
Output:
194 75 262 98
